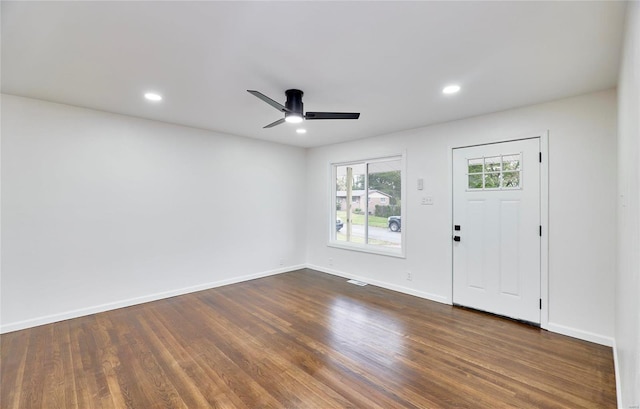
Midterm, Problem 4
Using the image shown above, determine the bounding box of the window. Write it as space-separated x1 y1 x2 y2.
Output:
467 153 521 190
331 156 404 256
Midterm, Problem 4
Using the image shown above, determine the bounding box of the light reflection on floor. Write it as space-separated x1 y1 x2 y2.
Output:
327 295 406 368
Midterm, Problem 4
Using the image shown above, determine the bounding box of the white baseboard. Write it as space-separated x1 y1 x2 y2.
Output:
0 264 305 334
306 263 451 305
546 322 614 347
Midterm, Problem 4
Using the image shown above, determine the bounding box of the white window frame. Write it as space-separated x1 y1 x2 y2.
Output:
329 154 406 258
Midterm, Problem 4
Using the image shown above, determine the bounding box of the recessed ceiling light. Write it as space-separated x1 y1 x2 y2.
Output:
296 128 307 134
442 85 461 95
144 92 163 102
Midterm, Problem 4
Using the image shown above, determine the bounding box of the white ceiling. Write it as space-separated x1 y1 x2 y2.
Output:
1 1 627 148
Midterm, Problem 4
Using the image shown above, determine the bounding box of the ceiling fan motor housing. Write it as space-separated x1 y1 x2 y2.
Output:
285 89 304 116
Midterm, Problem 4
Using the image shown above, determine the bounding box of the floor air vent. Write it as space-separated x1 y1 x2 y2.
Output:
347 279 368 286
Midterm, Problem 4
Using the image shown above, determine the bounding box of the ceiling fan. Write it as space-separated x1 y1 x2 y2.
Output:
247 89 360 128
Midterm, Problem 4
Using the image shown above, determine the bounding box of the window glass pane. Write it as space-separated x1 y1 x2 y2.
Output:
333 157 403 255
335 164 366 244
368 160 402 173
502 171 520 188
468 174 483 189
484 156 501 173
466 154 521 191
335 165 348 243
368 159 401 249
468 158 483 174
503 154 521 171
484 173 500 188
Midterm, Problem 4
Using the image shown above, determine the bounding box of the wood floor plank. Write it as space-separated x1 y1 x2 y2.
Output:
20 326 49 408
0 269 617 408
41 324 66 408
68 321 98 409
0 329 30 409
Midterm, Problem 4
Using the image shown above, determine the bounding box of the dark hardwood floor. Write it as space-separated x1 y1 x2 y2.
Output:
1 269 616 408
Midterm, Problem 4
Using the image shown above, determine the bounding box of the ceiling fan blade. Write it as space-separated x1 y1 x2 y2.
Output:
247 90 291 113
263 118 286 128
305 112 360 120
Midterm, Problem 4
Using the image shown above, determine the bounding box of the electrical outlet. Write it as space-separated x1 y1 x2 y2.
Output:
407 271 412 281
329 258 333 266
279 259 284 266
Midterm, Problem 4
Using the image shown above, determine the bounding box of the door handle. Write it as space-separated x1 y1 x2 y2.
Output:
453 236 461 242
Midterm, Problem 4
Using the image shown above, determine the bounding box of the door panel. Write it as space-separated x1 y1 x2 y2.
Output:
453 138 540 324
500 200 520 296
466 200 486 290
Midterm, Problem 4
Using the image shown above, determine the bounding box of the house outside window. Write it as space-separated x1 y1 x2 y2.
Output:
331 155 404 256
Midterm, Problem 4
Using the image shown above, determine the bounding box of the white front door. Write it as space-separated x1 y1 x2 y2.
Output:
452 138 541 324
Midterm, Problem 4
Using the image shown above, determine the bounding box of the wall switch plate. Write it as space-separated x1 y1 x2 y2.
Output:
417 178 424 190
421 196 434 205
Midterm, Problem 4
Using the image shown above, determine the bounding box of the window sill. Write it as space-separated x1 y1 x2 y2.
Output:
327 241 405 259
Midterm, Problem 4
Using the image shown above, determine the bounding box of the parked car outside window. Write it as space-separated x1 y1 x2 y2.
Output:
388 216 401 232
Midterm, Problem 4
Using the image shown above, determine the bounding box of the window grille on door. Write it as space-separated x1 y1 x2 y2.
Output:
467 153 522 190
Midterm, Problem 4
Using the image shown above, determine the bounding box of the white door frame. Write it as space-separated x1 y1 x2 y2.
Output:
447 131 549 330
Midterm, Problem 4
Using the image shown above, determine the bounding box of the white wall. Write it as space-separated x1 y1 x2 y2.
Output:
616 2 640 407
306 89 617 345
0 94 307 332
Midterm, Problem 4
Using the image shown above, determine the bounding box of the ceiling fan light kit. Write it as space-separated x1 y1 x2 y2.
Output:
247 89 360 129
285 113 303 124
